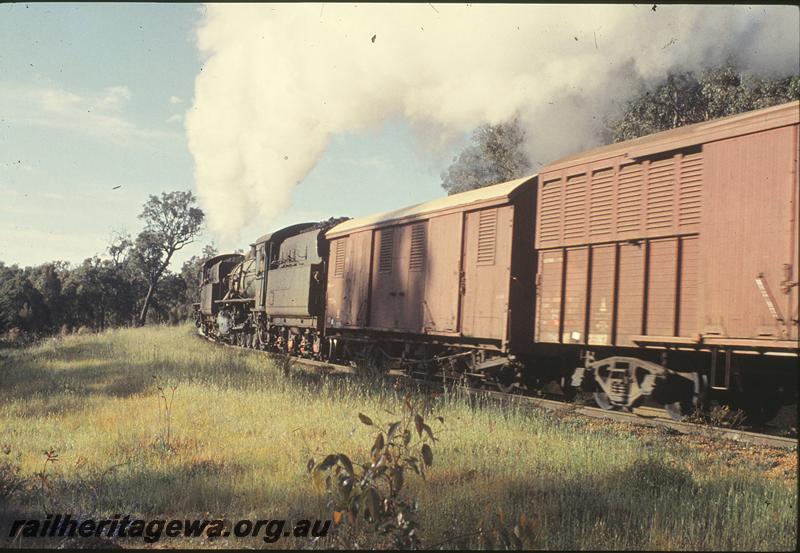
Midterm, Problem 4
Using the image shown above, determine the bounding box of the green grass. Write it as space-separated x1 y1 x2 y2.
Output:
0 324 796 549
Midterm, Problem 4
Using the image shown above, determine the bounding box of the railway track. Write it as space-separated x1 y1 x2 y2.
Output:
199 332 798 451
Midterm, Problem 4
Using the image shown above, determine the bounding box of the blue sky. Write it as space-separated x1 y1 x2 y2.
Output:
0 3 452 269
3 4 796 270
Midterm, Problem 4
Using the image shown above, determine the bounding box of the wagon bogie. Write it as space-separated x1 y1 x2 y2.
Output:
570 351 703 419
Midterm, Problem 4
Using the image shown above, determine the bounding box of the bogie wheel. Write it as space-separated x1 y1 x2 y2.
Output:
733 396 782 426
664 400 693 421
495 378 516 394
353 343 386 376
593 391 616 411
659 372 704 421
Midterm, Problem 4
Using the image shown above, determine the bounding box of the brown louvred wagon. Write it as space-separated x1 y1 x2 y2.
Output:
324 175 538 390
537 101 799 420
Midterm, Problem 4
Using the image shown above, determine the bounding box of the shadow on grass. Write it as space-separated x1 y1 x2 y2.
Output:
424 457 793 550
4 448 790 550
0 330 402 420
0 459 330 548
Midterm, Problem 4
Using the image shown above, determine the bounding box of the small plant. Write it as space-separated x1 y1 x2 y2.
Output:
431 509 539 551
277 354 295 379
685 404 747 428
0 446 25 504
5 327 23 343
308 393 441 549
709 404 747 428
35 448 59 514
152 375 178 450
307 393 539 550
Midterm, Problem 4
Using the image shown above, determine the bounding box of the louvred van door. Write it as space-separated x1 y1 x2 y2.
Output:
460 206 513 341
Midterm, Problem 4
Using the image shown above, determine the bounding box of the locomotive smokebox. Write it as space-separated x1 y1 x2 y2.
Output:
217 310 233 335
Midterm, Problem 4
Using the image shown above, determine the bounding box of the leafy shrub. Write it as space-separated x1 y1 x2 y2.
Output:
308 394 441 549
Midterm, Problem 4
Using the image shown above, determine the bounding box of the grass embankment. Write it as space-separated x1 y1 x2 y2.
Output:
0 325 796 549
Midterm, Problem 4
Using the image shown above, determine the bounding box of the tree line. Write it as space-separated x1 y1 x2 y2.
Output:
2 64 797 341
0 191 212 341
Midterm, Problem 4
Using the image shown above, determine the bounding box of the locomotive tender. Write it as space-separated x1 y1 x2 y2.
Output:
196 101 799 422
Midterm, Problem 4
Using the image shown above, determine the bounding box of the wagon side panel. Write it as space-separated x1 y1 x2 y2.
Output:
700 124 799 340
535 249 564 343
326 230 373 328
588 244 615 346
423 213 463 333
460 205 514 342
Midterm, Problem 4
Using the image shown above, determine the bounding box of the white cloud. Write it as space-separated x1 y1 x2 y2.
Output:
0 161 33 171
166 113 183 124
0 84 181 146
169 95 183 104
97 85 132 110
38 88 84 115
0 223 109 266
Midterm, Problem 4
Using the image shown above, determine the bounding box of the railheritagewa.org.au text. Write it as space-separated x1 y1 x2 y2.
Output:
8 514 331 543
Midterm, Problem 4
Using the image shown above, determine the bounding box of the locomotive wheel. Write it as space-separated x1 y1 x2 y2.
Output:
492 364 522 394
352 343 386 375
593 391 616 411
495 378 516 394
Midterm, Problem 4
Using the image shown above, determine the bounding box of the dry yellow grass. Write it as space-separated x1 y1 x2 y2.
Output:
0 324 796 549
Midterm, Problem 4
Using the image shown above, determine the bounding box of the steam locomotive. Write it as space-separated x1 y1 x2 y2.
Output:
195 101 799 424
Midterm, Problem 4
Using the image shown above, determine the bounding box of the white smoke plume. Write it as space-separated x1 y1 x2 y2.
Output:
186 4 799 241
